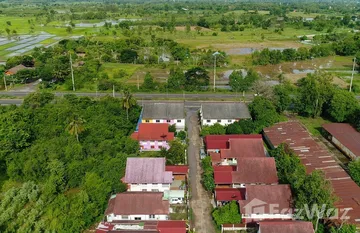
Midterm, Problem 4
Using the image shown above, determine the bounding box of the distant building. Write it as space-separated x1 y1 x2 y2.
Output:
258 221 315 233
322 123 360 160
131 123 174 151
238 185 293 222
5 64 31 76
104 192 170 222
141 103 185 130
123 158 173 192
200 102 251 126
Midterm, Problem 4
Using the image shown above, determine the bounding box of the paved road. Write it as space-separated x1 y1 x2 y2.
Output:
186 108 216 233
0 99 24 105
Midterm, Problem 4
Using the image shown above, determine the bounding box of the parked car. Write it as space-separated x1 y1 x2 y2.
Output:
200 148 206 159
170 197 184 204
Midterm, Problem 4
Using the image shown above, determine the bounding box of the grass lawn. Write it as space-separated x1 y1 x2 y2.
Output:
101 63 144 80
297 116 331 137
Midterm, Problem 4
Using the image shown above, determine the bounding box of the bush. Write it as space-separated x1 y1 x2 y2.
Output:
201 156 215 192
212 201 241 228
200 123 226 137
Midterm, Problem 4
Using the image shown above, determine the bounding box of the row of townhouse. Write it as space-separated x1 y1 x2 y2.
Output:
96 157 189 233
203 134 315 233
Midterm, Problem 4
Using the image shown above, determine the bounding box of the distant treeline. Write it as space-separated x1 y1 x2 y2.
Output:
252 33 360 65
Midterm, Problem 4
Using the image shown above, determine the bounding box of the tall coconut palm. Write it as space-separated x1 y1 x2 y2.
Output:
66 116 86 142
122 89 136 120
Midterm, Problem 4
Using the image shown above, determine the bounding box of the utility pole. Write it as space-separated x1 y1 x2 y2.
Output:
112 85 115 98
3 73 7 91
137 74 139 90
69 53 75 91
212 51 220 92
350 57 356 92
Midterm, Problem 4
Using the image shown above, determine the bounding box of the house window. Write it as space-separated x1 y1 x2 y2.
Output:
228 120 232 123
135 217 141 220
156 120 160 123
151 145 155 149
159 146 162 149
142 189 147 192
122 215 129 220
217 120 221 123
153 183 158 185
151 189 159 192
206 120 211 123
177 120 181 123
145 120 150 123
149 215 155 219
167 120 171 123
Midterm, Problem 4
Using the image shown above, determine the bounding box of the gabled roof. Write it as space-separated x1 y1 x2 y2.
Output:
201 102 251 119
238 185 293 215
105 192 169 216
205 134 262 150
220 138 265 159
157 221 187 233
142 103 185 119
323 123 360 159
131 123 174 141
165 165 188 175
258 221 314 233
124 158 173 184
215 188 246 201
5 64 31 75
213 158 278 185
264 121 360 224
232 158 278 184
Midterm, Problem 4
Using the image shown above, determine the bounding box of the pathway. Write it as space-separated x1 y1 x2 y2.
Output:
186 108 216 233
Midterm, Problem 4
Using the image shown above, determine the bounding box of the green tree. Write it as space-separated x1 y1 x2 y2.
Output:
119 49 138 63
328 89 359 122
167 68 185 90
212 201 241 227
184 67 209 91
141 72 156 91
162 139 186 165
348 160 360 186
121 89 137 120
200 123 226 137
296 72 334 118
23 91 55 109
273 83 293 113
66 116 86 142
201 156 215 192
330 224 356 233
225 122 243 134
249 96 280 132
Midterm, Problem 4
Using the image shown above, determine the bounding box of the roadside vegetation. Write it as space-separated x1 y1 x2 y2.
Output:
0 92 141 232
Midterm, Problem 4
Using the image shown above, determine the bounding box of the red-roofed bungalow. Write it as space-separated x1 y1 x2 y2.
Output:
131 123 174 151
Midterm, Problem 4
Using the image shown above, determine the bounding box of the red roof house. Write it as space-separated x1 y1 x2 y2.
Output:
258 221 314 233
214 188 246 204
105 192 170 222
213 158 278 186
131 123 174 151
165 165 189 175
238 185 293 221
204 134 262 152
220 138 265 159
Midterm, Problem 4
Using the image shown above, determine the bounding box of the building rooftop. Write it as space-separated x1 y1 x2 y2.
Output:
323 123 360 159
131 123 174 141
214 188 246 202
165 165 188 175
258 221 314 233
105 192 169 216
5 64 31 75
238 185 293 215
213 158 278 184
204 134 262 150
124 158 173 184
264 121 360 224
142 103 185 119
220 138 266 159
96 221 186 233
201 102 251 119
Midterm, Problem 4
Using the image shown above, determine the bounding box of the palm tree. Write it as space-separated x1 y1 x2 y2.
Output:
122 89 136 120
66 116 86 142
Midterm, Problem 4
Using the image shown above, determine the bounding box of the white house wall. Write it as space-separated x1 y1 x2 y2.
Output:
202 119 236 126
107 214 168 222
129 183 171 192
